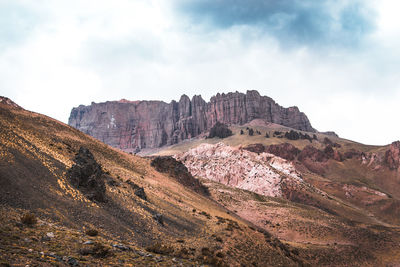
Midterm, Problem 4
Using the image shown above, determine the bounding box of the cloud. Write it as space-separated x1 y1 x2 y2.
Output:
176 0 375 48
0 0 399 145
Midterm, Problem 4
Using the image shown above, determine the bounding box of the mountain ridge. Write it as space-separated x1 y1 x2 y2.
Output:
68 90 315 152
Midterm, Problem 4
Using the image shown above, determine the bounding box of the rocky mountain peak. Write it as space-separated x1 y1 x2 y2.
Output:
68 90 315 152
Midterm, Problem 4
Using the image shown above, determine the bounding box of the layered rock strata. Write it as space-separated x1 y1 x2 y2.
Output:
175 143 303 198
68 90 315 152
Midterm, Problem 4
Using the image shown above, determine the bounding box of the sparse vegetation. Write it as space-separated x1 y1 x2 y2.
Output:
146 242 174 255
208 121 233 139
79 242 110 258
285 130 300 140
20 212 37 226
85 228 99 237
248 128 254 136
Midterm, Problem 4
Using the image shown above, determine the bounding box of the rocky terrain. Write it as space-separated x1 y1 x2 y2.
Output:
0 98 307 266
3 95 400 266
175 143 304 198
68 90 315 152
153 122 400 265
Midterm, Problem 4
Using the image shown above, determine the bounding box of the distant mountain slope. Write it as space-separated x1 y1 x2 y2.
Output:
68 90 315 152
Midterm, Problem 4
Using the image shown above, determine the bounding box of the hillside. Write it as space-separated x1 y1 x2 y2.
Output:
0 98 304 266
152 122 400 266
2 96 400 266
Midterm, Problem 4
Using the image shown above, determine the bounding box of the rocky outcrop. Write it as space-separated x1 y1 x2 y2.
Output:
385 141 400 171
0 96 21 109
175 143 303 198
265 143 301 161
67 147 108 202
68 90 315 152
243 143 346 175
150 156 210 196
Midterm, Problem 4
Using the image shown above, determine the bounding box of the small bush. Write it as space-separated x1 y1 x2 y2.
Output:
265 132 270 138
79 242 110 258
284 130 300 140
146 243 174 255
240 129 244 135
200 211 211 219
248 128 254 136
216 251 224 258
85 229 98 237
208 122 233 139
201 247 212 256
21 212 37 226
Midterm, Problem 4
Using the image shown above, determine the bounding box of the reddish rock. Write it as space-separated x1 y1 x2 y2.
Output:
385 141 400 171
0 96 21 109
242 143 266 154
322 145 343 161
298 146 329 163
68 90 315 152
344 150 361 159
265 143 301 161
175 143 303 198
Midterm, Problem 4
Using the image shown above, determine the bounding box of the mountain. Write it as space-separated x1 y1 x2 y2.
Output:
153 123 400 266
0 97 305 266
68 90 315 153
3 95 400 266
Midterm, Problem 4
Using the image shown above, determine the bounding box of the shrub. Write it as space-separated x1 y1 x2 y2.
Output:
146 243 174 255
248 128 254 136
79 242 110 258
85 229 98 237
284 130 300 140
216 251 224 258
265 132 270 138
21 212 37 226
201 247 212 256
240 129 244 135
208 122 233 139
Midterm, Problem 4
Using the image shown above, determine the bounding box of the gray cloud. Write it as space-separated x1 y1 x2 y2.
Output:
176 0 375 48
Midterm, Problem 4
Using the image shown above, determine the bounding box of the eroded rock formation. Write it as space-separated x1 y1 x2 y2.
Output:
68 90 315 152
385 141 400 171
175 143 303 198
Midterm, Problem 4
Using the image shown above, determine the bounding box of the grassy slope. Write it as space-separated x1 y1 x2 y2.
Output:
149 125 383 156
0 104 302 266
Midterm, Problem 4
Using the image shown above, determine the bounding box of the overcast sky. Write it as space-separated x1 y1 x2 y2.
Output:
0 0 399 145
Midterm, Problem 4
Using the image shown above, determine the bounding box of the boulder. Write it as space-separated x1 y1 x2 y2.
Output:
67 147 107 202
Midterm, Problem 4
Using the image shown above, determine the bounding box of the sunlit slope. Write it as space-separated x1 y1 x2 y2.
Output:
0 101 303 266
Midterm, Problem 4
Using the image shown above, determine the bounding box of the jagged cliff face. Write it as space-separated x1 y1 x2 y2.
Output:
68 90 315 152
